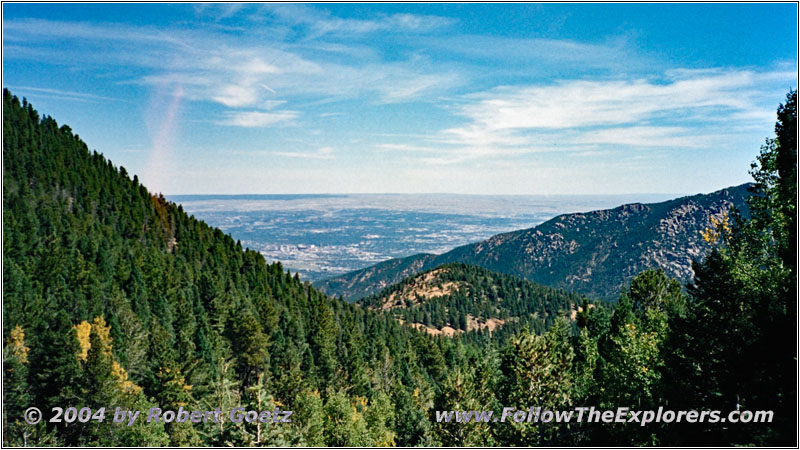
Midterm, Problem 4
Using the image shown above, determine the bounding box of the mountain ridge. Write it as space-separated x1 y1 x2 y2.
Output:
316 184 752 301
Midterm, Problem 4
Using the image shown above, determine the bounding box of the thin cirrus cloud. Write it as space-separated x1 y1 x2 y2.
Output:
368 66 794 168
418 34 647 73
218 110 299 128
263 4 455 37
3 85 127 103
307 12 454 36
440 68 793 152
3 15 458 123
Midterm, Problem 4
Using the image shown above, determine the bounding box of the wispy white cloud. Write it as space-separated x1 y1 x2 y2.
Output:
365 67 795 170
218 110 298 127
193 3 248 22
4 85 127 103
265 4 455 37
454 72 773 130
3 15 458 114
272 146 334 160
442 69 793 151
419 34 648 72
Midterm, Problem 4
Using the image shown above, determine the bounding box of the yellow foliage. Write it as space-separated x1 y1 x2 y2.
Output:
6 325 30 364
74 318 144 399
112 361 142 396
701 213 731 244
74 321 92 362
74 316 114 361
91 316 113 357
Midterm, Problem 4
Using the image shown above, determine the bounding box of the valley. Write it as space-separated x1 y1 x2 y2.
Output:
169 193 674 281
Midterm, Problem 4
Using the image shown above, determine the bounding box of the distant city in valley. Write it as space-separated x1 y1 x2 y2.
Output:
169 193 679 281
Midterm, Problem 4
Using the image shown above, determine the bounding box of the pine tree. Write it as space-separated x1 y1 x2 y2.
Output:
663 90 797 446
3 326 32 445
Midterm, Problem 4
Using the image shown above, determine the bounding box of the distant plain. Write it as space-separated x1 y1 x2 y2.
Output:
169 193 679 281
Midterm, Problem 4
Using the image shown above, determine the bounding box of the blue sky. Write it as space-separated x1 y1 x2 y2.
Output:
3 3 797 195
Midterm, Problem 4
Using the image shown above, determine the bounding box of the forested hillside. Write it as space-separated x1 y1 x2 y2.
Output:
1 89 473 446
3 89 795 446
360 263 590 342
318 184 750 301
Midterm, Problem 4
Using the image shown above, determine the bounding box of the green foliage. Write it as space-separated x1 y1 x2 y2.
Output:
496 319 574 445
360 263 586 344
2 88 794 447
0 89 457 446
661 90 797 446
3 326 33 446
289 389 325 446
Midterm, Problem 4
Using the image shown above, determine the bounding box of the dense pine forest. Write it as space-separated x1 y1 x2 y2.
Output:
2 88 796 446
359 263 592 343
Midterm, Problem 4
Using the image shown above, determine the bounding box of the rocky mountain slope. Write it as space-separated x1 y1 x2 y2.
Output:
317 184 751 300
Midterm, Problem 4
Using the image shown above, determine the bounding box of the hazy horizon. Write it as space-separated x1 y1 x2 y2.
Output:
169 191 681 281
167 191 690 197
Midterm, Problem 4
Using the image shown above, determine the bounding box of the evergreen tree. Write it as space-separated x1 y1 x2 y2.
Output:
663 90 797 446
